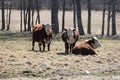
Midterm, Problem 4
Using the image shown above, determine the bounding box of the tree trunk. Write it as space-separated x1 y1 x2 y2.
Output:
111 0 117 35
101 0 106 35
87 0 91 34
107 11 111 36
107 0 111 36
1 0 5 30
35 0 40 24
7 0 12 31
31 0 35 29
6 0 9 30
51 0 59 34
75 0 84 35
23 0 27 31
20 0 23 32
62 0 66 32
27 0 32 31
73 0 76 28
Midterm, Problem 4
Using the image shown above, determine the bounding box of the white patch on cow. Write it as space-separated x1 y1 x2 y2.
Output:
67 28 74 38
92 37 101 49
46 39 51 44
67 36 75 44
45 23 51 35
44 39 47 42
44 38 51 44
66 28 75 44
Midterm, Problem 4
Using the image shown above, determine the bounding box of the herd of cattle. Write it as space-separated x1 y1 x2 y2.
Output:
32 23 101 55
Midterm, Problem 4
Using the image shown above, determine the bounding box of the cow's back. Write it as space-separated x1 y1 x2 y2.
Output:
72 41 96 55
33 24 47 42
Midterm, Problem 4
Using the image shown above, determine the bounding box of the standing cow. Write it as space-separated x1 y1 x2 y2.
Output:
32 23 54 51
72 37 101 55
61 28 80 54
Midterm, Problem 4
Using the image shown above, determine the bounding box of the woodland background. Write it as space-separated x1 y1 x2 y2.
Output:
0 0 120 36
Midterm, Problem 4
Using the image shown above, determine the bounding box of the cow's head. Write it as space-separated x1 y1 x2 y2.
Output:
44 23 52 35
91 37 101 49
65 28 76 44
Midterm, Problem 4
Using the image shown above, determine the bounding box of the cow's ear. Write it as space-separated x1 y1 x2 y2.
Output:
64 28 67 31
73 28 76 31
42 24 45 27
92 37 94 40
51 24 55 29
51 24 54 27
91 37 95 42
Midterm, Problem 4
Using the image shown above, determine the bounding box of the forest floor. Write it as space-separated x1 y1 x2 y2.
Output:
0 32 120 80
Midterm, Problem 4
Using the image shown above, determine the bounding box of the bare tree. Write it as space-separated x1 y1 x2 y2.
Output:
107 0 111 36
20 0 23 32
62 0 66 32
1 0 5 30
5 0 12 31
51 0 59 34
23 0 27 31
87 0 91 34
111 0 117 35
31 0 35 29
35 0 40 24
27 0 32 31
101 0 106 35
75 0 84 35
73 0 76 28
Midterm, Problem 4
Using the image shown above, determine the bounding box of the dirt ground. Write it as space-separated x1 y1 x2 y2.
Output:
0 32 120 80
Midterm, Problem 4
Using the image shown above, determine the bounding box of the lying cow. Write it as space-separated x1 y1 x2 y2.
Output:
61 28 80 54
72 37 101 55
32 23 54 51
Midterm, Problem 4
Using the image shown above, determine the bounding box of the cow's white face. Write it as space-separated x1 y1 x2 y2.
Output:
66 28 75 44
67 28 74 38
45 23 51 35
92 37 101 49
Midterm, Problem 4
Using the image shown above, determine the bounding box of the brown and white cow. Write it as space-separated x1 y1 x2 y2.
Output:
61 28 80 54
32 23 54 51
72 37 101 55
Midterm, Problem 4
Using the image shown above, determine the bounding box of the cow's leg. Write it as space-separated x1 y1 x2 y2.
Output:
72 42 76 48
32 41 35 51
65 42 69 54
89 49 97 55
47 42 50 51
42 41 46 51
70 43 75 53
38 42 42 51
70 44 72 53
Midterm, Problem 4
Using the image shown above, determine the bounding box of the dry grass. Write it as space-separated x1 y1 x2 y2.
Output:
0 31 120 80
0 10 120 80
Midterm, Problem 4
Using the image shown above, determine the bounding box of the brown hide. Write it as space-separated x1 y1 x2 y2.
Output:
72 41 97 55
32 24 53 51
61 29 79 54
33 24 44 31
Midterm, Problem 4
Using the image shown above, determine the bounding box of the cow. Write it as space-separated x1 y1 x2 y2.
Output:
32 23 54 52
72 37 101 55
61 28 80 54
